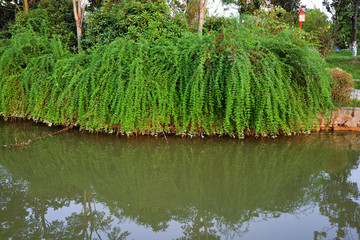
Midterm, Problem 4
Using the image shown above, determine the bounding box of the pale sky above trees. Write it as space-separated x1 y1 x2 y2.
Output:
207 0 332 18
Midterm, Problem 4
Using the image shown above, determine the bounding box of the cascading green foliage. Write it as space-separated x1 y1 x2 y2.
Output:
0 16 334 137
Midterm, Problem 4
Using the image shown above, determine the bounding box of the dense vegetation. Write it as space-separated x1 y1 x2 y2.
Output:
0 0 351 137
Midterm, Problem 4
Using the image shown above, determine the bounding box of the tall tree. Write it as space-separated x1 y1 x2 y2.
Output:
167 0 207 34
351 0 359 56
24 0 28 13
0 0 33 30
197 0 208 35
324 0 359 53
72 0 85 52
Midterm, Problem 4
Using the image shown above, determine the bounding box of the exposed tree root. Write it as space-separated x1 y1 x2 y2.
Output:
1 124 74 148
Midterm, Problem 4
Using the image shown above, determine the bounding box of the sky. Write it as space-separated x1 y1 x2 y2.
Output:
208 0 332 19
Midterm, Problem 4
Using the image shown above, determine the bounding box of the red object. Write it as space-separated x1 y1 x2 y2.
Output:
299 8 306 28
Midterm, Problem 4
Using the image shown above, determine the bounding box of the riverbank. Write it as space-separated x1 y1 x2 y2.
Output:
2 107 360 141
319 107 360 132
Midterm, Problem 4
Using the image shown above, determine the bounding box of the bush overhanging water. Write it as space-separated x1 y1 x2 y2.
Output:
0 18 333 137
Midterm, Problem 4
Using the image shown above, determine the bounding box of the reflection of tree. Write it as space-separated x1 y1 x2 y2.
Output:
315 152 360 240
177 212 220 240
2 120 360 239
0 176 130 239
0 176 33 239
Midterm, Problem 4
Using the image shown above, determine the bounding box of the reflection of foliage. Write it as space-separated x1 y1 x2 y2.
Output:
0 176 32 239
1 120 360 239
0 177 130 239
315 152 360 239
54 210 129 240
176 210 222 240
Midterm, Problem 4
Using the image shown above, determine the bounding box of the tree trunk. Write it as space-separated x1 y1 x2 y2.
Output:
72 0 83 52
83 191 88 239
352 0 359 57
40 198 47 235
24 0 29 13
197 0 208 36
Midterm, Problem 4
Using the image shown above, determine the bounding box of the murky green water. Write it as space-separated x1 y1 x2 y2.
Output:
1 119 360 240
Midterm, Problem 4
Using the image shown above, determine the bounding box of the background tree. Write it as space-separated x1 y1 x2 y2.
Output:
84 0 187 47
324 0 360 53
351 0 359 56
9 0 76 49
221 0 264 15
72 0 85 52
302 9 333 56
0 0 17 31
0 0 40 31
197 0 208 34
167 0 208 32
270 0 300 12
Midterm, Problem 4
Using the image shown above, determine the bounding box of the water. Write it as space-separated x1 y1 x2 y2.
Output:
1 119 360 240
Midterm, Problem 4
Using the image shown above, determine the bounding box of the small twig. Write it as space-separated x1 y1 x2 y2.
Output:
162 130 168 143
12 0 22 12
1 124 74 148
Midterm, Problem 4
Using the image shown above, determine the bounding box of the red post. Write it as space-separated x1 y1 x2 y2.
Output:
299 8 306 28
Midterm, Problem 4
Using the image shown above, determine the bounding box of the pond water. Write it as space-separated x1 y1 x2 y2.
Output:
1 119 360 240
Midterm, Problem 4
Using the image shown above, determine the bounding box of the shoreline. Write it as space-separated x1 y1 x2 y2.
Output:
2 107 360 139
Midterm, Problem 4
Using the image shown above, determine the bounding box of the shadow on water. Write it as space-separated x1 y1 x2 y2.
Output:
0 119 360 239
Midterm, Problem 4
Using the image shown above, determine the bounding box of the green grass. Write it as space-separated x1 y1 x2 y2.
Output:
343 98 360 107
325 50 360 79
354 80 360 89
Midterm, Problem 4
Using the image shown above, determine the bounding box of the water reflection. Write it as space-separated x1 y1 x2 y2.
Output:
0 120 359 239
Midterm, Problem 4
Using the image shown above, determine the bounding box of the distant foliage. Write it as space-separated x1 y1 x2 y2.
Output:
328 68 354 106
83 0 188 47
203 16 231 33
0 16 334 137
11 0 76 49
302 9 332 57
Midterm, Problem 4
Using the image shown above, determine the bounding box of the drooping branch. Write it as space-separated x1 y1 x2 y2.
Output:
1 124 74 148
12 0 22 12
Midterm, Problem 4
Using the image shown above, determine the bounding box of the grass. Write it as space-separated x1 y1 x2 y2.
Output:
325 50 360 80
354 80 360 90
343 98 360 107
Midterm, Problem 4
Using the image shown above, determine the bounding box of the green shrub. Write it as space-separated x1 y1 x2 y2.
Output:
203 16 231 33
11 0 76 49
0 29 68 118
83 0 188 47
328 68 354 106
301 9 332 57
0 16 334 137
344 99 360 107
354 81 360 89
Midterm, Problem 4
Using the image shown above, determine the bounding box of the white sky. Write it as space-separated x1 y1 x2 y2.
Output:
208 0 332 19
